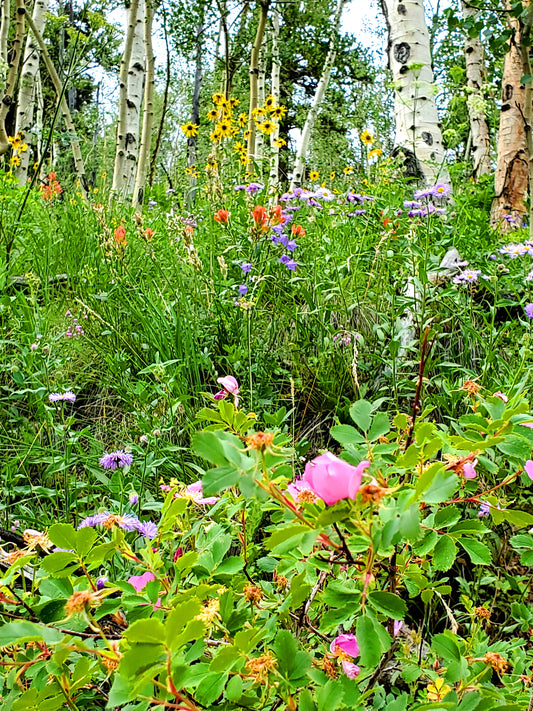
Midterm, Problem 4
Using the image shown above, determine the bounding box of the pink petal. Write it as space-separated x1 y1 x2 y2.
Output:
217 375 239 395
128 571 155 592
519 422 533 429
524 460 533 481
462 463 477 479
341 660 360 679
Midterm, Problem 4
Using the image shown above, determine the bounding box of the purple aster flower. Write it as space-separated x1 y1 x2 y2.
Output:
526 270 533 282
430 183 451 199
525 303 533 319
129 492 139 506
503 214 517 224
99 450 134 470
48 391 76 403
292 188 304 197
347 192 363 204
348 210 366 217
245 182 264 193
280 192 294 201
315 187 335 202
283 205 301 212
240 262 252 274
307 198 321 207
478 501 491 518
135 521 158 539
452 269 482 285
234 184 246 191
78 512 109 528
403 200 422 209
96 576 108 590
413 187 432 200
238 284 248 295
286 240 297 252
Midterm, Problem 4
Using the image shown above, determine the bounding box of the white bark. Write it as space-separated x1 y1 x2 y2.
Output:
381 0 450 186
255 31 267 173
132 0 154 210
122 0 145 196
0 0 10 66
460 0 491 179
0 0 25 156
269 7 281 189
290 0 347 190
25 11 87 198
15 0 49 186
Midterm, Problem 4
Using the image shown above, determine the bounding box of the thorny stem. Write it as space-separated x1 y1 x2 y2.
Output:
405 326 436 450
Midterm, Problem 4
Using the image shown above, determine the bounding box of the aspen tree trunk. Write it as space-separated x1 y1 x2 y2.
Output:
0 0 25 156
111 0 140 199
254 31 267 175
185 14 205 209
461 0 491 179
246 0 270 171
25 12 88 197
518 3 533 240
122 0 145 197
290 0 346 190
490 1 528 229
133 0 154 210
380 0 450 186
148 5 171 187
269 6 281 189
226 1 250 96
15 0 49 186
0 0 10 66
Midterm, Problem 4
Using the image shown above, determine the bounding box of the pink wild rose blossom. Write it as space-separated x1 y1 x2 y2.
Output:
524 460 533 481
330 633 360 658
302 453 370 505
217 375 239 407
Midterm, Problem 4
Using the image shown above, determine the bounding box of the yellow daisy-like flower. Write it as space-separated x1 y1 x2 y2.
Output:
258 120 276 135
270 105 286 119
229 97 239 108
368 148 383 160
10 155 21 166
238 113 248 128
240 154 248 165
210 129 222 143
219 98 231 113
264 94 275 110
252 107 265 120
330 171 336 180
19 143 28 153
243 129 251 140
217 120 232 138
206 108 219 121
33 162 39 170
344 166 354 175
234 141 246 153
360 130 374 145
181 122 199 138
273 137 286 148
309 170 319 181
427 678 452 702
212 92 224 106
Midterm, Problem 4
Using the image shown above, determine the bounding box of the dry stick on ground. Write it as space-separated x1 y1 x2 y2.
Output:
25 11 88 198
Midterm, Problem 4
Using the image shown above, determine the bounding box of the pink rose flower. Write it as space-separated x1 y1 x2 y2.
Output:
519 422 533 429
493 391 508 403
183 481 219 505
217 375 239 407
462 460 477 479
286 478 321 504
302 453 370 505
128 571 155 592
330 633 359 658
341 660 361 679
524 460 533 481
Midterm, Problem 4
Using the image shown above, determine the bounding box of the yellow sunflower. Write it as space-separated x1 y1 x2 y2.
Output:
181 122 199 138
258 120 276 135
238 113 248 128
206 109 219 121
270 105 286 119
273 137 286 148
212 92 224 106
217 120 233 138
309 170 319 181
264 94 275 111
344 166 354 175
360 130 374 145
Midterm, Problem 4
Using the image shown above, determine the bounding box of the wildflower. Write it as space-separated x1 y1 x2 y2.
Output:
238 284 248 295
273 137 286 148
217 120 232 138
79 512 138 532
99 450 133 470
484 652 510 674
427 677 452 702
252 205 269 229
301 453 370 505
214 209 229 224
493 391 508 402
430 183 452 198
238 112 248 128
48 391 76 403
286 478 321 504
270 105 286 119
252 107 265 120
207 109 218 121
240 262 252 274
462 461 477 479
212 92 224 105
136 521 158 539
279 255 297 270
474 606 491 619
462 379 481 396
246 431 274 451
65 590 102 617
128 571 156 592
525 304 533 319
246 653 277 681
23 529 53 553
524 460 533 481
129 492 139 506
309 170 319 181
258 120 276 135
292 224 305 237
343 166 354 175
181 122 199 138
359 481 387 503
330 171 336 180
177 481 219 505
96 576 108 590
452 269 481 285
196 598 220 625
246 182 264 194
10 155 21 167
217 375 239 400
360 130 374 144
286 239 297 252
243 584 263 604
114 225 127 245
330 634 359 658
368 148 383 160
264 95 275 110
478 501 491 517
